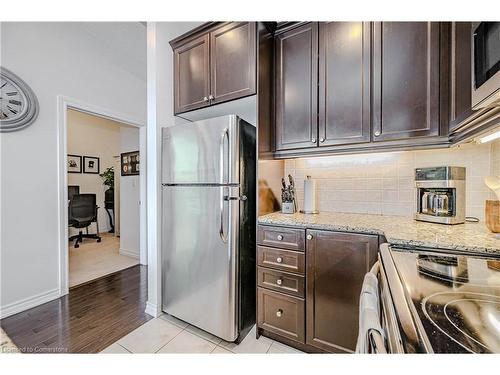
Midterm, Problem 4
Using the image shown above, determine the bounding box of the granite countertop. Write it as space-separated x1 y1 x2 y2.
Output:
258 211 500 255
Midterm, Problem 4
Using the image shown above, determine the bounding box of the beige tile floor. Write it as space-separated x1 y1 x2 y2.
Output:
69 232 139 287
101 314 304 354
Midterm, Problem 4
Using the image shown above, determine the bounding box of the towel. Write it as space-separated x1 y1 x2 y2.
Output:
355 262 385 353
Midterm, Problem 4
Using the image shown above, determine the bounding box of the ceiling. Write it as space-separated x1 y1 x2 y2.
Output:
74 22 146 81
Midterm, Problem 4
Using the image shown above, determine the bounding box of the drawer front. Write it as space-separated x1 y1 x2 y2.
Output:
257 288 305 343
257 246 305 274
258 267 305 298
257 225 305 251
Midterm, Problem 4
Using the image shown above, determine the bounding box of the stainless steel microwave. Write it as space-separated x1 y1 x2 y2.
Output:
472 22 500 109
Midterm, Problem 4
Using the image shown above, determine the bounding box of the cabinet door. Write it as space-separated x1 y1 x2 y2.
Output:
372 22 441 141
210 22 256 104
275 23 318 151
174 34 210 114
449 22 475 131
306 230 378 353
318 22 371 146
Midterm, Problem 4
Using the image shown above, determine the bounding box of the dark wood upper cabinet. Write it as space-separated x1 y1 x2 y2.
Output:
173 34 210 114
172 22 257 115
449 22 475 132
210 22 256 104
306 230 378 353
318 22 371 146
275 23 318 151
372 22 441 141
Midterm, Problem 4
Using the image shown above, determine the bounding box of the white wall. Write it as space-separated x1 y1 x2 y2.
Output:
146 21 203 316
0 22 146 317
119 126 140 259
67 109 121 233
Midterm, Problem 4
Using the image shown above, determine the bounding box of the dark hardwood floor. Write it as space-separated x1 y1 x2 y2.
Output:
1 265 152 353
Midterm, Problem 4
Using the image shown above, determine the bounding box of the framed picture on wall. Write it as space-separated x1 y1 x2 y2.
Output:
121 151 140 176
83 156 100 174
67 155 82 173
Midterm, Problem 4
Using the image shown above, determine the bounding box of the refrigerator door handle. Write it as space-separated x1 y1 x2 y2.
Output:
219 186 228 243
219 128 229 243
219 127 229 184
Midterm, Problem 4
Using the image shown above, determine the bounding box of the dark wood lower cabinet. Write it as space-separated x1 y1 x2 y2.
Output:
257 224 380 353
305 230 379 352
257 288 305 343
258 266 305 298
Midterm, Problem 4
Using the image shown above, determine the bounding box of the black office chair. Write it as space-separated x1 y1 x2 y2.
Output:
68 185 80 201
69 194 101 248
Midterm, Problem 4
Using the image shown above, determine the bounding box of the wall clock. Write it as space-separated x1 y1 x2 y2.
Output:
0 67 39 132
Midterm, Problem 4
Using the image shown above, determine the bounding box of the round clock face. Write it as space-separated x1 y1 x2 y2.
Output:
0 67 39 132
0 75 28 121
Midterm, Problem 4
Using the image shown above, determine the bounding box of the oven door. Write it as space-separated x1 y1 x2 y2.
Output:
379 255 406 353
472 22 500 109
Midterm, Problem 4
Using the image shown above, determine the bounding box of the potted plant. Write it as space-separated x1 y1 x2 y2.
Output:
100 166 115 232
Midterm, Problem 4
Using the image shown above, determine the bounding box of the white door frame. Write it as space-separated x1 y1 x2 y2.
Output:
57 95 146 296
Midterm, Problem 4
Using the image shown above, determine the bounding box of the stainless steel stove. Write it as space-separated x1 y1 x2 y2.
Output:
379 244 500 353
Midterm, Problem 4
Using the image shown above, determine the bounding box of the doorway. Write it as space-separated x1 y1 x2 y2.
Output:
58 97 147 295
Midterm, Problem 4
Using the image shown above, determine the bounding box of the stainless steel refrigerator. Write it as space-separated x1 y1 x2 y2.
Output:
161 115 256 342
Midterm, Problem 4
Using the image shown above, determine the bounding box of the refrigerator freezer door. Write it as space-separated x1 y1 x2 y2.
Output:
162 115 240 185
162 185 240 341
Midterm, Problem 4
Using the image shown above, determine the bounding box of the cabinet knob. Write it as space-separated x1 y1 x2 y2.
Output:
277 234 283 241
276 278 283 286
276 257 283 263
276 309 283 318
319 137 325 143
203 96 209 102
307 234 313 240
311 138 316 143
208 94 214 101
374 130 381 137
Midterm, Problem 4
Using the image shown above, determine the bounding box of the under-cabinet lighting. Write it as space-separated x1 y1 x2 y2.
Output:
478 129 500 144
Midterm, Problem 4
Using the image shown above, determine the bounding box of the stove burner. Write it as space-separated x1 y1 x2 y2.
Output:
422 291 500 353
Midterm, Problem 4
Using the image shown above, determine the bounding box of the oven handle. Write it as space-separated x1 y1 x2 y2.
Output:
379 243 420 347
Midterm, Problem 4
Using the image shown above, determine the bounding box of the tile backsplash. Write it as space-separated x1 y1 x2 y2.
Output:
283 140 500 221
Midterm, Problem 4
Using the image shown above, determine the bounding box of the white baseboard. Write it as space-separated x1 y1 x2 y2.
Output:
145 301 161 317
0 288 60 319
119 247 139 259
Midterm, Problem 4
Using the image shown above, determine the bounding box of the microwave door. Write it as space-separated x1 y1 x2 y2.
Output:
161 115 240 185
472 22 500 109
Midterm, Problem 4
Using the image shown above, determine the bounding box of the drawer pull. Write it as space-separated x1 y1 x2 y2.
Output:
306 234 313 240
276 257 283 263
277 234 283 241
276 309 283 318
276 278 283 286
